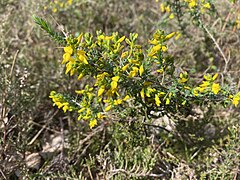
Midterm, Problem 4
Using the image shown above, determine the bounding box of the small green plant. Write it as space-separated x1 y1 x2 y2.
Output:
34 16 239 129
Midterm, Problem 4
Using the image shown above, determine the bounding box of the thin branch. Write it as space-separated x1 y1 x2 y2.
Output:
143 123 171 133
9 50 19 78
199 20 229 73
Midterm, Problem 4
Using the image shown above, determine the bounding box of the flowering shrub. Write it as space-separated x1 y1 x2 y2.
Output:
156 0 240 37
44 0 73 13
157 0 213 24
34 16 239 129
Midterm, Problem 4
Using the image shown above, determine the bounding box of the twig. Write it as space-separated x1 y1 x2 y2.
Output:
0 169 7 180
78 124 105 149
10 50 19 78
59 117 64 159
28 120 61 134
28 110 59 145
87 164 94 180
199 20 229 73
143 123 171 133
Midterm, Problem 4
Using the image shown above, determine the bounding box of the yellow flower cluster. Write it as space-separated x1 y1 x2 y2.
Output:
50 30 178 128
192 73 221 96
44 0 73 13
158 0 212 20
184 0 211 11
49 29 239 129
178 71 189 83
229 92 240 107
57 31 149 128
49 91 73 113
160 3 175 19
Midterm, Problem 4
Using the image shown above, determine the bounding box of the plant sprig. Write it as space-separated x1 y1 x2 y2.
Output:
33 15 66 44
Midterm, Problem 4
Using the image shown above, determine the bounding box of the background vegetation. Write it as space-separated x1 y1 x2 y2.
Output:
0 0 240 179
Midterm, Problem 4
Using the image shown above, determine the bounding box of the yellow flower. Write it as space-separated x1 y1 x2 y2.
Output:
203 3 211 9
128 67 139 77
169 13 175 19
200 81 210 88
77 33 83 44
184 86 191 90
148 39 158 45
165 6 171 13
152 44 161 51
75 90 85 94
140 88 145 99
65 61 74 74
122 64 129 71
86 108 91 116
49 91 56 98
117 36 125 43
165 32 175 40
77 115 82 121
62 53 71 64
193 87 200 96
77 50 88 64
78 73 84 80
212 83 220 94
157 68 164 73
148 44 167 57
96 72 109 82
232 97 239 107
236 19 240 29
161 46 167 52
104 36 113 40
78 108 86 113
55 101 63 108
199 87 205 93
112 76 120 82
111 76 120 89
159 92 166 96
160 3 165 12
179 77 188 83
98 85 105 96
139 65 144 76
212 73 218 81
204 74 212 81
175 32 181 40
52 7 57 13
146 87 156 97
62 103 69 113
67 0 73 5
114 99 122 105
97 112 105 119
182 100 186 106
166 98 170 105
105 105 112 112
123 95 130 101
148 45 160 57
178 72 188 83
64 46 73 54
89 119 97 129
128 59 139 64
155 94 161 106
121 51 128 59
232 92 240 107
188 0 197 8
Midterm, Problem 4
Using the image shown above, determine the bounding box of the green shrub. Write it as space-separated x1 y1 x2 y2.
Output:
34 16 239 129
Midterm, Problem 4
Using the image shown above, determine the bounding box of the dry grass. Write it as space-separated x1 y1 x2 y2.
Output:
0 0 240 179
